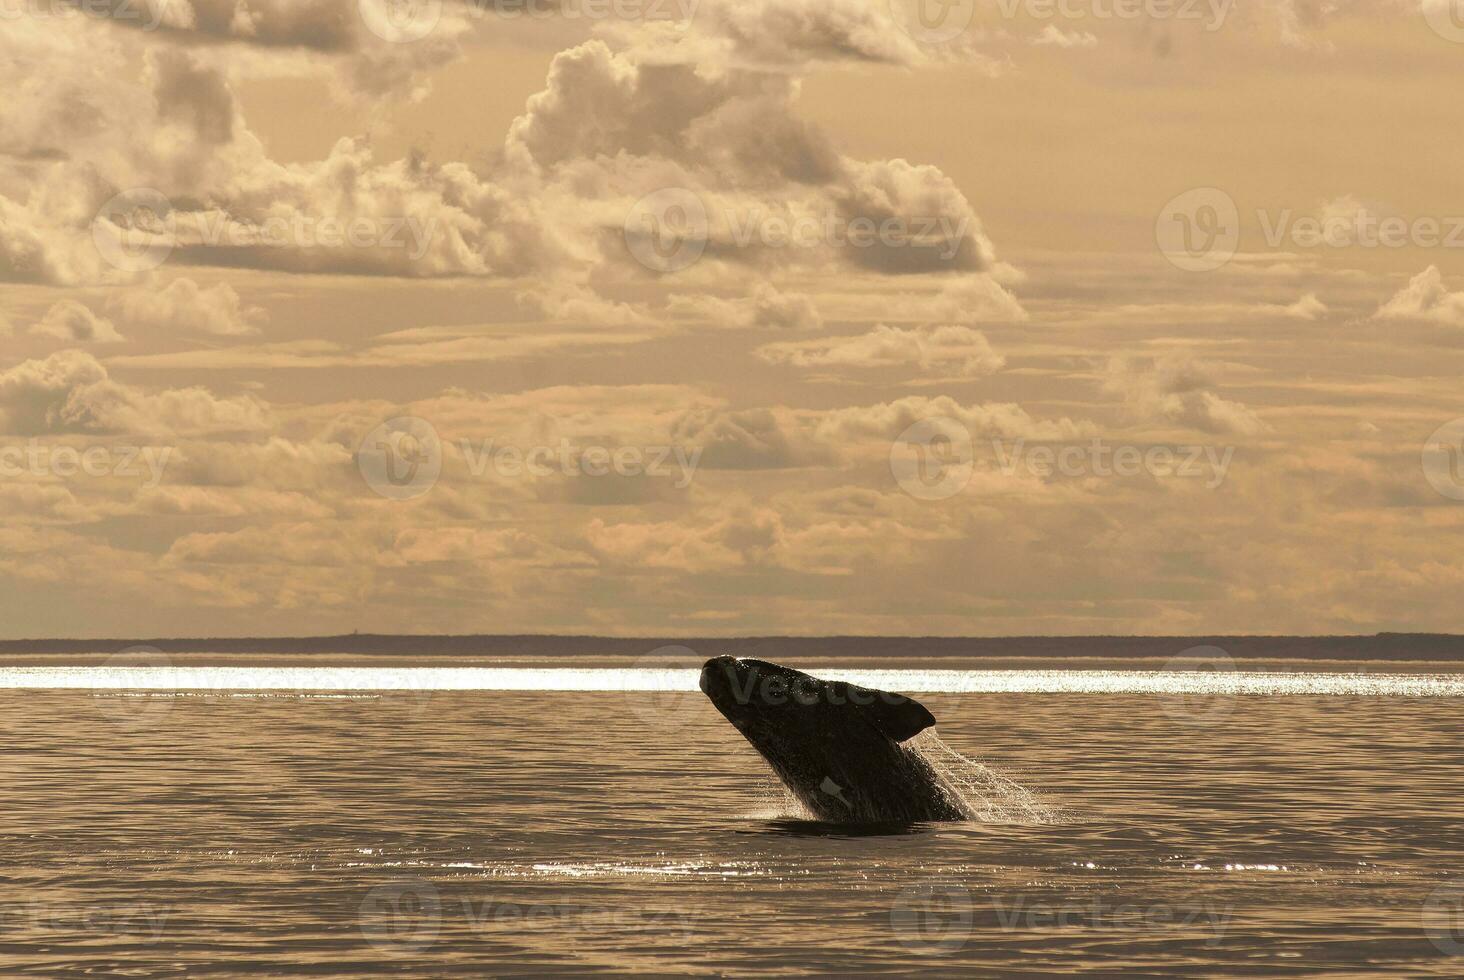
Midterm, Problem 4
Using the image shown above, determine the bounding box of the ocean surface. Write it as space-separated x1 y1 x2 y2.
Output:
1 653 1461 977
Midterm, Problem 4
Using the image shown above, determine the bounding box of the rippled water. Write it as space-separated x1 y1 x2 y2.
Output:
2 656 1462 976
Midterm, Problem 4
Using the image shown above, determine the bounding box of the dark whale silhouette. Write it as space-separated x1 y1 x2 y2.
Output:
699 656 971 823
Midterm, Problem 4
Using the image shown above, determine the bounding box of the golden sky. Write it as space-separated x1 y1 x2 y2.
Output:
3 0 1464 637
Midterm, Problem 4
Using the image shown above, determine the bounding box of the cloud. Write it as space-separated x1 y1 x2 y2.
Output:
667 282 822 329
671 407 834 470
1282 292 1327 320
515 283 654 327
1374 266 1464 327
71 0 468 101
0 349 269 436
756 323 1004 375
1104 355 1266 436
815 395 1093 443
1 14 1003 298
30 300 125 344
587 503 788 573
110 277 264 336
1031 25 1098 48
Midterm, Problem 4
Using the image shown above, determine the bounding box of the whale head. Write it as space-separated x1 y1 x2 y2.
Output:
699 656 969 824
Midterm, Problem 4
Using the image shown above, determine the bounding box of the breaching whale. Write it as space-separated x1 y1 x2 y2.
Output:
699 656 972 823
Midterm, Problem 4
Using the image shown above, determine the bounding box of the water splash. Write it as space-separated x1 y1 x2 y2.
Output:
913 732 1058 824
747 776 813 821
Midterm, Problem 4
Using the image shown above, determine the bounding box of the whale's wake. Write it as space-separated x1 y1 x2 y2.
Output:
912 732 1058 824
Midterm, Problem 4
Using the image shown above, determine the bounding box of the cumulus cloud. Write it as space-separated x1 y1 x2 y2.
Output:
815 395 1093 443
667 282 822 329
1282 292 1327 320
1031 25 1098 48
0 349 269 436
515 283 654 327
1 10 1003 301
671 407 834 470
1104 355 1266 436
756 323 1005 375
110 277 264 336
1374 266 1464 327
587 503 788 573
30 300 125 344
67 0 468 100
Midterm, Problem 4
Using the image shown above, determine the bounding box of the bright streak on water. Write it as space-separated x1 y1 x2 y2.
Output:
0 666 1462 696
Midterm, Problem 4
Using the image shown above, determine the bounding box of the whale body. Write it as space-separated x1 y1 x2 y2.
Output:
699 656 971 823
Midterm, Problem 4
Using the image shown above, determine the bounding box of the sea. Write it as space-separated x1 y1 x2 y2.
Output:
0 650 1461 977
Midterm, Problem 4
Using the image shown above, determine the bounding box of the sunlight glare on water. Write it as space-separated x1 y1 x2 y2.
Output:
4 665 1464 696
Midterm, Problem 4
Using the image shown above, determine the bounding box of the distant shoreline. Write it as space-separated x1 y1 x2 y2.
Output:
0 633 1460 661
